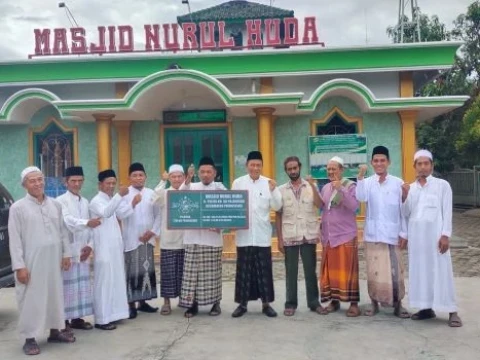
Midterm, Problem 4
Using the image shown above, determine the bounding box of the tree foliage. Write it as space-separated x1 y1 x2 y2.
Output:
387 1 480 172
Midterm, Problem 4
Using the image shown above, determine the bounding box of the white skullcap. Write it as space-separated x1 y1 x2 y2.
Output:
168 164 184 174
21 166 42 182
329 156 344 166
414 149 433 161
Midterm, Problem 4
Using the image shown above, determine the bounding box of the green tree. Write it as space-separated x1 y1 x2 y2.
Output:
386 13 452 43
452 1 480 88
456 94 480 167
387 2 480 172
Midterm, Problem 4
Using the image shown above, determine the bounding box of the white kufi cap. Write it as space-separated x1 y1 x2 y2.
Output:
21 166 42 183
329 156 344 166
414 149 433 161
168 164 184 174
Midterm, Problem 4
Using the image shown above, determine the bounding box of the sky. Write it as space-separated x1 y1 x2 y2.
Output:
0 0 475 60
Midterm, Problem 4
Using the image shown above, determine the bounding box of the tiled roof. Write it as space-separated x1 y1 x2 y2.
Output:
177 1 294 24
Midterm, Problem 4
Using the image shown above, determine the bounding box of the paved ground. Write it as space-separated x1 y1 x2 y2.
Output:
1 279 479 360
0 211 478 359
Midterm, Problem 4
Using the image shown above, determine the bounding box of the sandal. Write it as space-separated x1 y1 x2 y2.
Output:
394 306 410 319
363 305 379 317
346 305 361 317
209 303 222 316
70 319 94 330
283 308 296 316
184 304 198 318
326 301 340 313
23 340 41 356
161 304 172 316
411 309 436 321
47 331 76 343
448 313 463 328
94 323 117 330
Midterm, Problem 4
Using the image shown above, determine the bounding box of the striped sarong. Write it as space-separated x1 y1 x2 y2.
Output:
179 244 222 308
160 249 185 299
63 261 93 320
235 246 274 304
365 242 405 307
320 238 360 303
125 244 158 303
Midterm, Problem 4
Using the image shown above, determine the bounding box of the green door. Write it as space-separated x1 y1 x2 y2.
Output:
165 128 229 186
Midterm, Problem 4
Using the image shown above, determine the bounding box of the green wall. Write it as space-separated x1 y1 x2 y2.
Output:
131 121 160 189
232 117 258 180
274 97 402 184
0 97 402 200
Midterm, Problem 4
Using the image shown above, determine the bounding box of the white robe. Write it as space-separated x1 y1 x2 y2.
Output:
401 175 457 312
121 186 161 252
89 192 133 325
56 191 93 262
8 194 71 338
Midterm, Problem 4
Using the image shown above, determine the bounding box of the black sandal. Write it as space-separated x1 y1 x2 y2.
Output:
47 331 76 343
70 319 94 330
94 323 117 330
23 340 41 356
411 309 436 320
209 303 221 316
184 303 198 318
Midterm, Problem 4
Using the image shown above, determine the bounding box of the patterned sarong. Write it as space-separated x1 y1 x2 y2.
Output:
365 242 405 307
320 238 360 303
63 261 93 320
160 249 185 299
125 243 158 303
235 246 275 304
179 244 222 308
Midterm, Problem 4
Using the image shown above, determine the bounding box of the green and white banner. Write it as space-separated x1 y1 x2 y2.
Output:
308 134 367 179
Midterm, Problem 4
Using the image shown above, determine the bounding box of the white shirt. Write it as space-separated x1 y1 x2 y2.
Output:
232 175 282 247
356 174 404 245
121 186 161 252
179 181 227 247
56 191 93 262
151 180 184 250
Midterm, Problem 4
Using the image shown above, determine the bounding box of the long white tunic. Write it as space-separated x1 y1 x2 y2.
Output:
179 181 227 247
356 174 404 245
152 180 184 250
56 191 93 262
121 186 161 252
401 175 457 312
89 192 133 325
8 194 71 338
232 175 282 247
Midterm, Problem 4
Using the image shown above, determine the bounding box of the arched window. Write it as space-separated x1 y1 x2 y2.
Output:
310 108 363 191
29 118 78 198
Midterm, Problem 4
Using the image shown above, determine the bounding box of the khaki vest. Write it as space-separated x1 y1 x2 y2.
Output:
279 184 320 241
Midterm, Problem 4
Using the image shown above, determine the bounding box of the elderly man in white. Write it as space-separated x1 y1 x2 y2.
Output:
400 149 462 327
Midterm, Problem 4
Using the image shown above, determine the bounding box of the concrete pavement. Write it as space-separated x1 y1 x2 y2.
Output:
0 279 479 360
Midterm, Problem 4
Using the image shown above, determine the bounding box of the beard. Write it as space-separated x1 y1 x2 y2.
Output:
288 172 300 181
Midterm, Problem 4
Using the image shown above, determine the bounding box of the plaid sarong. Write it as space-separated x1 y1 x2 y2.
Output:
63 261 93 320
235 246 275 304
320 238 360 303
160 249 185 299
125 244 158 303
179 244 222 308
365 242 405 307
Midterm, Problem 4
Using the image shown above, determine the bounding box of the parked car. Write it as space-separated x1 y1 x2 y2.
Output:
0 182 14 288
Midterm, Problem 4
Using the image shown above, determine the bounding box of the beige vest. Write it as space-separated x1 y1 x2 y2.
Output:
279 183 320 241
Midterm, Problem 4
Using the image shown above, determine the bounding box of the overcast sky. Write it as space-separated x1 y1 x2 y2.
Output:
0 0 475 60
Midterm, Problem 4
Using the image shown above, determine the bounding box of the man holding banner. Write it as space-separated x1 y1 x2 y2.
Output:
179 156 226 318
